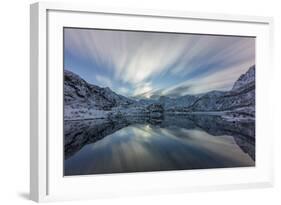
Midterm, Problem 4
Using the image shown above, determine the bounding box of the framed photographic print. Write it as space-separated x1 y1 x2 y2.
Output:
30 2 274 202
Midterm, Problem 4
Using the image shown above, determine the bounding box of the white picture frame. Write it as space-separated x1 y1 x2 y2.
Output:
30 2 274 202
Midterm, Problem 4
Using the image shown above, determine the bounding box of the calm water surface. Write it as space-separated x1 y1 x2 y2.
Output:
64 115 255 176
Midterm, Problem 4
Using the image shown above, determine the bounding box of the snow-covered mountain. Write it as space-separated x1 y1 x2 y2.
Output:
185 66 255 117
65 70 134 107
152 66 255 118
232 65 255 90
64 65 255 120
64 70 136 120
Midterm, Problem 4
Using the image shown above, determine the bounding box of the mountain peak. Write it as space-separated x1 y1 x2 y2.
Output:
232 65 255 90
64 69 135 108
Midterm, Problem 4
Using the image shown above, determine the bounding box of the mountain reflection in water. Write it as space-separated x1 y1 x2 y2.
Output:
64 114 255 176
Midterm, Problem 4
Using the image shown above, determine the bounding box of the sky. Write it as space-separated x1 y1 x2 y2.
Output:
64 28 255 99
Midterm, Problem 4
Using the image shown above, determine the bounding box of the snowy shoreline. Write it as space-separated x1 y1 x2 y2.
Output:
64 110 254 122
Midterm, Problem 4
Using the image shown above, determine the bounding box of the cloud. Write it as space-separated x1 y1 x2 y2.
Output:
64 28 255 98
65 29 190 83
170 36 255 77
165 85 192 97
133 82 153 98
95 74 112 88
137 60 254 98
117 87 130 96
162 60 254 95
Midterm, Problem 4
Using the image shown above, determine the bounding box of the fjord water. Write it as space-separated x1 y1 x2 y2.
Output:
64 115 255 176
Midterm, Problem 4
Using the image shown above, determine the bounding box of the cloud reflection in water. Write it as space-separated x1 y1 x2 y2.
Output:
64 115 254 176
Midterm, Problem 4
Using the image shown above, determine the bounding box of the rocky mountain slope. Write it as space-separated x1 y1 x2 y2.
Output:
156 65 255 119
64 70 136 120
232 65 255 90
64 65 255 121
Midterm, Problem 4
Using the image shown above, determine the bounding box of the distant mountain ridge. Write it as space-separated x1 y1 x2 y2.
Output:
64 65 255 120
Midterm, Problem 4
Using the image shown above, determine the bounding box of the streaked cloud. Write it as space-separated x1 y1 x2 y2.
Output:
95 74 112 88
64 28 255 98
